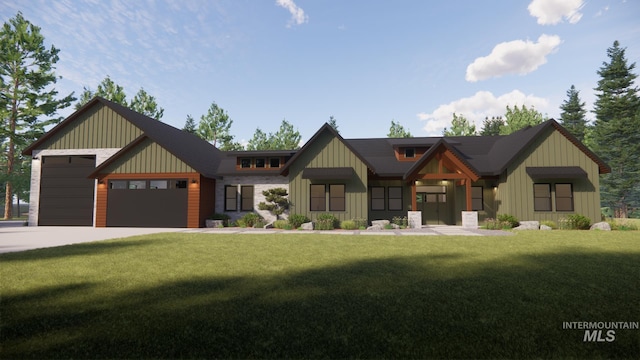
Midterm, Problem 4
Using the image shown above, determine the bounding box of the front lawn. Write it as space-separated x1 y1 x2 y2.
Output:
1 231 638 358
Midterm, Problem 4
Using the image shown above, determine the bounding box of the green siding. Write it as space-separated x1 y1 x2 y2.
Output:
102 138 195 174
496 128 601 223
39 104 142 149
288 131 368 222
453 180 496 224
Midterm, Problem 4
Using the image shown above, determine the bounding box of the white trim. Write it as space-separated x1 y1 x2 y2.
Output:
28 148 120 226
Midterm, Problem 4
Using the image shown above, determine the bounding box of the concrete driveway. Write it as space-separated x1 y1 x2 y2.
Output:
0 222 187 254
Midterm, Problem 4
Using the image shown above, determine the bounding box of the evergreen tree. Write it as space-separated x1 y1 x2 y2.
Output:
443 113 476 136
271 119 301 150
246 128 270 150
198 101 234 148
387 120 412 138
480 116 505 136
559 85 588 142
500 105 545 135
592 41 640 218
76 75 164 120
328 115 339 134
0 12 75 219
183 115 197 134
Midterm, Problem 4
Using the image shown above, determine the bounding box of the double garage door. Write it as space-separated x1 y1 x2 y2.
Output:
38 155 187 227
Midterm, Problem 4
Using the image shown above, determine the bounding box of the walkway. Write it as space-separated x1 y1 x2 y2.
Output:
0 223 511 254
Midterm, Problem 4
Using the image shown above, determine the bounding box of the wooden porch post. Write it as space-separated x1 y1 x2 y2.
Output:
465 178 472 211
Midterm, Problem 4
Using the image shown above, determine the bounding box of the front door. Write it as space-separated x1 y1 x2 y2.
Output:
417 185 448 225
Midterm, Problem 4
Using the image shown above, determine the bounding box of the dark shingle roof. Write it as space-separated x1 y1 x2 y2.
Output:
25 97 224 178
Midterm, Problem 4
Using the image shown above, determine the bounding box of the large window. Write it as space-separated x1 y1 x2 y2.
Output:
329 184 345 211
371 187 385 211
241 186 254 211
310 184 326 211
225 185 237 211
534 183 552 211
472 186 483 211
388 187 403 211
555 184 574 211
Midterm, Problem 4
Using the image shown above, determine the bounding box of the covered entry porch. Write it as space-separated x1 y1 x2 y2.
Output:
405 140 481 226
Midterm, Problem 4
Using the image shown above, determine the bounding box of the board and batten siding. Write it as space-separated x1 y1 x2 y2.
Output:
38 104 143 150
496 128 601 223
101 138 195 174
288 131 368 222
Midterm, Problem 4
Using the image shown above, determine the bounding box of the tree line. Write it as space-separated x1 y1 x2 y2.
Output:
1 11 638 218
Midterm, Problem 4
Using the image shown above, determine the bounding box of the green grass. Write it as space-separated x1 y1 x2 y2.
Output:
1 231 639 359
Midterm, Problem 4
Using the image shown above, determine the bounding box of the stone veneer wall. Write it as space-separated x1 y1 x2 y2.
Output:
215 175 289 224
28 148 121 226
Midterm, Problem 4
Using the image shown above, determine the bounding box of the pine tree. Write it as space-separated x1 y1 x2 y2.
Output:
592 41 640 218
501 105 545 135
388 120 412 138
328 116 339 134
443 113 476 136
0 12 75 219
183 115 197 134
198 101 234 148
480 117 504 136
559 85 588 142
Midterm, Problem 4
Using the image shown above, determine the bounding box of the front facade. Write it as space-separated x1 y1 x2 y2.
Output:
24 98 609 228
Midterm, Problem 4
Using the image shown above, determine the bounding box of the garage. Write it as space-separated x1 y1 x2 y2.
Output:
106 179 188 227
38 155 96 226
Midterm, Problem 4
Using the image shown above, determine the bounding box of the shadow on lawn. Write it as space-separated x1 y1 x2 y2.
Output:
0 239 159 262
2 251 639 359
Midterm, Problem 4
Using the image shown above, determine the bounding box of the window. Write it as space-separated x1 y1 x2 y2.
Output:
109 180 127 189
555 184 574 211
270 158 281 168
310 184 326 211
240 158 251 168
371 187 385 211
255 158 265 168
404 148 415 158
175 180 187 189
534 183 552 211
472 186 483 210
329 184 345 211
129 180 146 189
225 186 237 211
150 180 168 189
388 187 403 211
241 186 254 211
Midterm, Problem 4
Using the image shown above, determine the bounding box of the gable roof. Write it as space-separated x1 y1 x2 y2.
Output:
24 97 224 178
280 123 376 176
403 139 481 181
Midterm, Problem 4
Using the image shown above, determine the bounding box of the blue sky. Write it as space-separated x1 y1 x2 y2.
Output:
2 0 639 143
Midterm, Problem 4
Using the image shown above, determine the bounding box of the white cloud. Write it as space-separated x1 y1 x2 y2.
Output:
416 90 549 135
528 0 584 25
465 34 561 82
276 0 308 27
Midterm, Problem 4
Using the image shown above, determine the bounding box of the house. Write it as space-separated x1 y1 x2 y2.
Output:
24 97 610 228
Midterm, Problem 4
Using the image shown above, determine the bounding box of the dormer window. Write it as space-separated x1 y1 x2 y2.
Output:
240 158 251 168
405 148 415 158
255 158 265 168
270 158 281 168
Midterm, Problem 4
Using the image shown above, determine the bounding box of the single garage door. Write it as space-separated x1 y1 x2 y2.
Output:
39 155 96 226
106 179 188 227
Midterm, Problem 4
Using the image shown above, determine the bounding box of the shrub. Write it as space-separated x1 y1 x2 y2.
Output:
483 218 513 230
340 220 357 230
352 218 368 229
240 212 263 228
560 214 591 230
608 219 639 231
497 214 519 228
273 219 289 229
209 213 231 226
392 216 408 228
257 187 290 219
288 214 310 228
315 213 339 230
540 220 558 229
